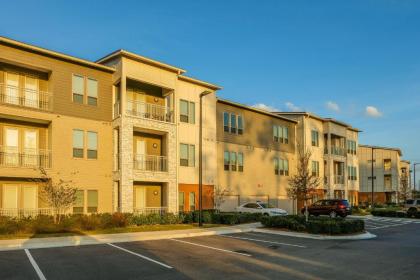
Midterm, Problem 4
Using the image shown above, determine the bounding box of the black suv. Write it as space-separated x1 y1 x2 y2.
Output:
301 199 351 218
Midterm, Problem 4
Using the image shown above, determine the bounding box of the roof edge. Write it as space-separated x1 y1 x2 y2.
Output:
358 144 402 156
178 75 221 90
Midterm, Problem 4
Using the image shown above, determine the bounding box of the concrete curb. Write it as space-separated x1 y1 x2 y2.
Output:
0 223 260 251
253 228 377 240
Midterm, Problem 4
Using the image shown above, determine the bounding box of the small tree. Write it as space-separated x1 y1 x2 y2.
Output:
287 147 320 222
398 173 410 204
213 186 230 213
35 168 78 224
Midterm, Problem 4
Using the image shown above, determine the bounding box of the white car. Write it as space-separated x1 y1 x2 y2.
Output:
235 201 288 216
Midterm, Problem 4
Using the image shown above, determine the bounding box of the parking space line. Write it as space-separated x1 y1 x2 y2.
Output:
107 243 173 269
24 249 47 280
222 235 307 248
169 238 252 257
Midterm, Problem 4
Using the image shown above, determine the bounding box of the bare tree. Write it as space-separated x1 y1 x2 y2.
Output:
398 173 410 204
34 168 78 224
212 186 230 213
287 147 320 222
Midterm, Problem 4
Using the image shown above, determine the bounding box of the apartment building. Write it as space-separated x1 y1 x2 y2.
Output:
216 99 297 214
0 36 114 216
96 50 220 214
276 112 360 206
358 145 409 204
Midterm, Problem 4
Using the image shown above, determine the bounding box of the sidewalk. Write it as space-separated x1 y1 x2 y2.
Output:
0 223 261 251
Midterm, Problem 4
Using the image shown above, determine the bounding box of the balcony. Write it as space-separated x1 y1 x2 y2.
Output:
133 154 167 172
331 146 346 156
0 83 52 111
133 207 168 215
126 100 173 123
0 208 53 217
0 146 51 168
334 175 345 184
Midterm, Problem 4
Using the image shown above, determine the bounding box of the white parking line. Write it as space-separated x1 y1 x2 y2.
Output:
107 243 172 269
24 249 47 280
169 238 252 257
223 235 307 248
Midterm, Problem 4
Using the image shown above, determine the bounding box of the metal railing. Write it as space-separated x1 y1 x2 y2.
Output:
334 175 345 184
133 154 167 172
0 146 51 168
331 146 346 156
126 100 173 123
0 208 53 217
0 83 52 111
133 207 168 215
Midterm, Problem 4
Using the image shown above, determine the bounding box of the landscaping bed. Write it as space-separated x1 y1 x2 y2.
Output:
0 211 261 239
371 208 420 218
260 215 365 235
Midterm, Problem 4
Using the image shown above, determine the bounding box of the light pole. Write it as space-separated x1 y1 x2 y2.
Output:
414 163 420 197
198 90 212 227
370 147 376 208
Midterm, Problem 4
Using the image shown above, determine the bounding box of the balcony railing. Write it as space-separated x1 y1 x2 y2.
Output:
133 154 167 172
133 207 168 215
0 83 52 111
331 146 346 156
334 175 345 184
0 146 51 168
126 100 173 123
0 208 53 217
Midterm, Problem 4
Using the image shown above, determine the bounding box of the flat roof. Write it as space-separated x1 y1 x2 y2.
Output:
358 144 402 156
217 99 298 123
0 36 115 73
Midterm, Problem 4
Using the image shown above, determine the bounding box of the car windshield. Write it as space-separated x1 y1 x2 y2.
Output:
340 200 350 206
406 200 414 205
259 203 275 208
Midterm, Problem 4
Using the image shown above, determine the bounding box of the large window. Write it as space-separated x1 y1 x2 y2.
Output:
87 78 98 106
237 116 244 135
347 140 357 155
224 151 243 172
224 151 230 171
189 192 196 211
273 125 289 144
87 132 98 159
312 161 320 177
223 112 243 135
72 75 84 104
274 158 289 176
180 100 195 124
73 129 84 158
238 152 244 172
223 112 229 132
230 152 237 171
230 114 237 134
348 166 357 181
180 144 195 167
311 130 319 147
179 192 185 212
87 190 98 213
383 159 391 171
73 190 84 214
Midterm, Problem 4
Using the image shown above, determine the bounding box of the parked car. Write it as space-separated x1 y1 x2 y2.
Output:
235 201 288 216
301 199 351 218
404 199 420 217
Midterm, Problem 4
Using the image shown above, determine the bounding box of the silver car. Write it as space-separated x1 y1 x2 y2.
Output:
235 201 288 216
405 199 420 217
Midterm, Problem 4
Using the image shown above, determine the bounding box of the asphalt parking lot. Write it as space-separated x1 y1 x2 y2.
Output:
0 216 419 280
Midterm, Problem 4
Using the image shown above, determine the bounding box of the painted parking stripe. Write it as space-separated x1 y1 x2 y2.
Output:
107 243 172 269
169 238 252 257
223 235 307 248
24 249 47 280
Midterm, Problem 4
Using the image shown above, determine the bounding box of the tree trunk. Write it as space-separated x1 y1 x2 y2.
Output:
304 199 309 222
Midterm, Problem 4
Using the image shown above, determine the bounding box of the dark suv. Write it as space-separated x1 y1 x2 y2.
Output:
301 199 351 218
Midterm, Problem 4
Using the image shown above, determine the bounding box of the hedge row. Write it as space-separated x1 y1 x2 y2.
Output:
260 215 365 235
0 211 262 235
371 209 420 219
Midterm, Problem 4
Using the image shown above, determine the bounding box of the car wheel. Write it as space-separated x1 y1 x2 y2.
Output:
329 211 337 218
407 207 417 217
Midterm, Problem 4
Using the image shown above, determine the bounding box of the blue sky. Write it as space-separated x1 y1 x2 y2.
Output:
1 0 419 174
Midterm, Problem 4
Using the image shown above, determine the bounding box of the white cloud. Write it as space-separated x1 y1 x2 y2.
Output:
365 106 383 118
252 103 279 112
285 102 302 112
326 101 340 112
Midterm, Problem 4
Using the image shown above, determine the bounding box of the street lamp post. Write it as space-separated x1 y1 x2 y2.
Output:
414 163 420 197
371 148 376 208
198 90 212 227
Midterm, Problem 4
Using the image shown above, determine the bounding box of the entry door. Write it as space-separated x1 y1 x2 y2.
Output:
4 128 19 166
6 73 19 105
24 76 38 108
3 185 18 209
24 130 38 166
136 139 146 169
23 185 37 209
135 187 146 209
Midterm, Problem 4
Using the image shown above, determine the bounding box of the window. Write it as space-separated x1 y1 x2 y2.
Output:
347 140 357 155
72 75 84 104
311 130 319 147
274 158 279 175
87 78 98 106
230 114 237 134
238 152 244 172
312 161 319 177
189 192 195 211
180 144 195 167
73 129 84 158
87 131 98 159
384 159 391 171
180 100 195 124
179 192 185 212
347 166 357 180
87 190 98 213
237 116 243 135
282 127 289 144
275 158 289 176
384 175 392 189
223 112 229 132
273 125 288 144
230 152 237 171
224 151 230 171
244 203 259 209
273 126 279 142
73 190 84 214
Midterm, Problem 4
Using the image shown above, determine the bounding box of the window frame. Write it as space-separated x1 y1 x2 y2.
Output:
179 99 195 124
238 152 244 172
87 131 98 159
224 151 230 171
311 130 319 147
87 78 98 106
180 143 195 167
72 129 84 158
87 190 98 213
189 192 196 211
73 190 85 214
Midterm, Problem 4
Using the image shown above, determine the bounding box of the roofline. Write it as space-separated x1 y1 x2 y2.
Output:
275 111 361 132
96 49 186 74
178 75 222 90
0 36 115 73
401 159 411 164
358 144 402 156
218 99 298 123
